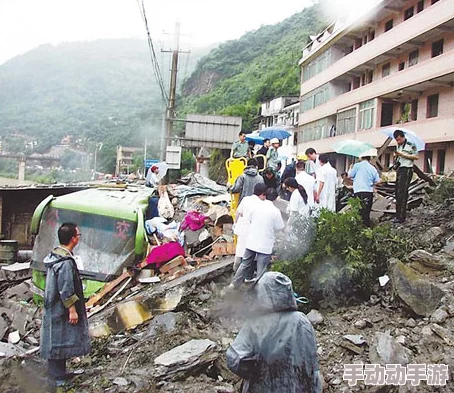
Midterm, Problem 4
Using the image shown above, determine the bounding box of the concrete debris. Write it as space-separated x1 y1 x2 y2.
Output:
307 309 324 326
154 339 219 381
2 281 32 302
338 340 364 355
147 312 183 337
430 307 449 324
419 227 445 247
405 318 417 328
353 319 372 329
389 258 445 317
369 332 409 366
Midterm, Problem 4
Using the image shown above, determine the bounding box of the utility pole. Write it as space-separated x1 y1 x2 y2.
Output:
161 22 189 161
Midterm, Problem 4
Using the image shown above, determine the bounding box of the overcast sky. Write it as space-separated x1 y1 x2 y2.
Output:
0 0 318 65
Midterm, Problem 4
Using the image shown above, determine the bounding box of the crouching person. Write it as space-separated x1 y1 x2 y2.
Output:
40 222 91 387
226 272 322 393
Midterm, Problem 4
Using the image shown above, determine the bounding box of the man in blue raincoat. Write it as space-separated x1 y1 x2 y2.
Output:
227 272 322 393
40 222 91 387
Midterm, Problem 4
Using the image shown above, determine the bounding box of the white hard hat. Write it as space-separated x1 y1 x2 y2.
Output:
270 138 279 144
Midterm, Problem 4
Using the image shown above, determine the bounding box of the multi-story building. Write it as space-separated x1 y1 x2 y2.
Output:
259 96 300 159
297 0 454 174
115 146 142 175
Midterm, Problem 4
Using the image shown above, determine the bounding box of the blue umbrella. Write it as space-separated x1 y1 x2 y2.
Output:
259 127 292 140
245 132 265 145
381 127 425 151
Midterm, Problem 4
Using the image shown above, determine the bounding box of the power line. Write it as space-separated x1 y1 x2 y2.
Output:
136 0 169 104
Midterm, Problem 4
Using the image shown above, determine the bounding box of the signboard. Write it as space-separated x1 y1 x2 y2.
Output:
165 146 182 169
144 159 159 171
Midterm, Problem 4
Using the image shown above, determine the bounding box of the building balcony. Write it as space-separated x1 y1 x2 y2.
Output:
300 0 454 96
299 50 454 126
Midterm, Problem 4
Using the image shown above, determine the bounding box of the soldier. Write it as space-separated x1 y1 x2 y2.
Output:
392 129 419 224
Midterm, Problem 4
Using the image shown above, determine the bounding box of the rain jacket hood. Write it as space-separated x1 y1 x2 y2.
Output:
227 272 322 393
231 166 264 203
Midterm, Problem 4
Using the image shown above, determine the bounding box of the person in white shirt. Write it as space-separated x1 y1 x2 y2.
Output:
146 165 161 187
233 194 260 272
295 160 316 209
283 177 310 218
229 183 285 289
315 154 337 212
305 148 321 178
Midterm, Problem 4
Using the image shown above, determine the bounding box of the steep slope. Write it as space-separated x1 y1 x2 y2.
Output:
180 4 326 130
0 39 207 171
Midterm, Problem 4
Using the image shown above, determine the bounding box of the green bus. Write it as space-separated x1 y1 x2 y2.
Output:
30 186 154 301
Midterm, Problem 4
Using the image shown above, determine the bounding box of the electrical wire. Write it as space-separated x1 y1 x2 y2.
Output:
136 0 169 104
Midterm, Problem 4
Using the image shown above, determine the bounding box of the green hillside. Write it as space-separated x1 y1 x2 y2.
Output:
179 4 326 130
0 39 206 172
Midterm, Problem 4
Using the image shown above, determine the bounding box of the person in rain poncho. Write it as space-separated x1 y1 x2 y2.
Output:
231 158 264 204
265 138 280 171
40 223 91 387
146 165 161 187
315 154 337 212
227 271 322 393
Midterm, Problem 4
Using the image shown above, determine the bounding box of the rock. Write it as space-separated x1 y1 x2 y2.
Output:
113 377 129 386
421 325 433 337
369 332 409 366
343 334 367 345
409 250 445 270
8 331 20 344
3 281 32 302
405 318 416 328
338 340 363 355
147 312 183 337
389 258 445 316
395 335 406 345
430 307 449 324
431 323 450 342
307 310 324 325
0 342 23 357
354 319 368 329
154 339 219 381
214 386 235 393
0 316 7 340
331 378 342 385
419 227 444 246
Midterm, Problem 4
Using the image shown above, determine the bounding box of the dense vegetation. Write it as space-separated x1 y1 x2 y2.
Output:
179 4 326 130
274 200 415 303
0 39 205 174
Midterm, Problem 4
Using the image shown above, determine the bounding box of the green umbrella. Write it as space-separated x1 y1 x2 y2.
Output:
332 139 377 157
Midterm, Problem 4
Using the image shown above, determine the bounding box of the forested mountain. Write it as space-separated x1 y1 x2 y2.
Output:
0 39 206 171
179 4 327 130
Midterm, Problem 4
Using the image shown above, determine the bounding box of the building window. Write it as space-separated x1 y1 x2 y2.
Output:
355 38 363 50
432 39 444 57
404 6 414 20
336 108 357 135
352 76 361 90
437 149 446 174
385 19 394 32
427 94 439 118
409 50 419 66
369 30 375 41
398 62 405 71
417 0 424 12
382 63 391 77
411 99 418 121
424 150 433 173
362 70 373 86
359 99 375 130
431 0 439 4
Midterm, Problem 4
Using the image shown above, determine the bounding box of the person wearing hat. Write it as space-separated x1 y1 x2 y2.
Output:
348 155 381 227
146 165 161 187
266 138 280 171
229 183 284 289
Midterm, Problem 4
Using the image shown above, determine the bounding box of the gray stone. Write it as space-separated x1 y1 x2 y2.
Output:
0 342 23 357
354 319 368 329
113 377 129 386
421 325 433 337
409 250 445 270
369 332 409 366
431 323 450 342
389 258 445 317
307 309 324 326
395 335 406 345
147 312 183 337
3 282 32 302
405 318 416 328
154 339 219 381
343 334 367 345
214 386 235 393
419 227 444 246
430 307 449 324
0 316 7 340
